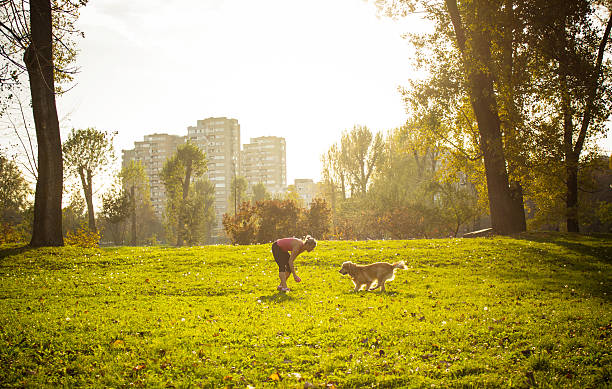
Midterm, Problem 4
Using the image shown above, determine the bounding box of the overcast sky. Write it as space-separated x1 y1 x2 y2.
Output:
54 0 423 184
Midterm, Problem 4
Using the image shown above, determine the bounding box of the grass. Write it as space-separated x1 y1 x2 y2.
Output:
0 233 611 388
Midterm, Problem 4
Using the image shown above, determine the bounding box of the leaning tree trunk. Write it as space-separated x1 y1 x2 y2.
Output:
78 167 97 233
446 0 526 235
564 13 612 233
26 0 64 247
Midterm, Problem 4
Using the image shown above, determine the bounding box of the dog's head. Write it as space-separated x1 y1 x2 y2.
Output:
339 261 354 275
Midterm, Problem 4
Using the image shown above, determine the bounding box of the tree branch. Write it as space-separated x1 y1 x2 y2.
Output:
574 12 612 156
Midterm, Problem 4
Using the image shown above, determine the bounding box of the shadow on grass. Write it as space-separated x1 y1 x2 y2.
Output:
258 292 295 303
339 290 417 299
0 245 33 263
493 233 612 302
516 232 612 264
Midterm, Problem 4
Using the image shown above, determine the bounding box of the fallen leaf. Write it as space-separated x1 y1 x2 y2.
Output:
269 372 281 381
111 339 125 348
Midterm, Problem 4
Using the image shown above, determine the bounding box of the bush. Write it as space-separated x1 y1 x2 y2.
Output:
222 198 332 245
65 225 100 248
0 223 26 244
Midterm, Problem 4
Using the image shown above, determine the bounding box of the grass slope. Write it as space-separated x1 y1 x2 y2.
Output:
0 233 611 388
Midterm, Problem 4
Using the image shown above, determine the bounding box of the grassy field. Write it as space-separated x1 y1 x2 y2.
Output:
0 233 611 388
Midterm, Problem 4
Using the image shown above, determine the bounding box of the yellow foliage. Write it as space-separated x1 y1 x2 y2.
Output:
65 225 100 248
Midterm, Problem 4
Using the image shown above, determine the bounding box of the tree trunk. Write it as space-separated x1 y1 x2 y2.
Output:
79 168 97 233
564 13 612 232
565 156 580 232
26 0 64 247
445 0 525 235
130 185 137 245
176 163 192 247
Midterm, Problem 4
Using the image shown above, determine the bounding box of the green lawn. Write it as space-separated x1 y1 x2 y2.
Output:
1 233 610 388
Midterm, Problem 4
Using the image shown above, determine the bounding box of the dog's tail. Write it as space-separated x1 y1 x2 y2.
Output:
393 261 407 270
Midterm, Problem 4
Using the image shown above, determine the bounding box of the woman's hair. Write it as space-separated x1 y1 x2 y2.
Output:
304 235 317 248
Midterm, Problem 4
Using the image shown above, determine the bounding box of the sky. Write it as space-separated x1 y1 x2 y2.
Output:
55 0 422 184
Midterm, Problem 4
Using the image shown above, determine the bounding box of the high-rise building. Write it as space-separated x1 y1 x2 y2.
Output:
187 117 240 235
241 136 286 194
121 133 186 217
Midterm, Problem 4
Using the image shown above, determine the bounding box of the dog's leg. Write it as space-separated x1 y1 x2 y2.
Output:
379 281 386 292
369 282 380 291
364 281 373 291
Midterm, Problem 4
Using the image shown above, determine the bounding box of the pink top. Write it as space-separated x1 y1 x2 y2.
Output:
275 237 301 252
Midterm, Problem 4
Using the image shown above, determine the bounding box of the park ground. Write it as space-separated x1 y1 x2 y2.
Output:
0 233 611 388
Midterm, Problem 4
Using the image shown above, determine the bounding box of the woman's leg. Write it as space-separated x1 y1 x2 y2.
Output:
279 271 288 289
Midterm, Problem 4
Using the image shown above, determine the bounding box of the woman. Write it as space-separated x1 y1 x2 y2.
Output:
272 235 317 292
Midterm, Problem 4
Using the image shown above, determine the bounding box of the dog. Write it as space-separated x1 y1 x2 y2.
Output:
339 261 406 292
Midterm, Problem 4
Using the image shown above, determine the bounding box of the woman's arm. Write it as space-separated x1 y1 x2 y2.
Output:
288 241 303 281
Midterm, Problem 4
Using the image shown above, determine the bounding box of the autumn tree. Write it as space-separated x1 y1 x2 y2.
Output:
222 199 331 244
378 0 612 234
161 143 206 246
1 0 88 246
526 1 612 232
376 0 528 234
63 128 116 233
223 201 258 245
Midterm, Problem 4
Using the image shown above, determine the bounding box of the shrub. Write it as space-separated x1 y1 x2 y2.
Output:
0 223 26 244
65 224 100 248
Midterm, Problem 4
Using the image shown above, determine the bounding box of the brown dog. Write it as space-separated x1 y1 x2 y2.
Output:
339 261 406 292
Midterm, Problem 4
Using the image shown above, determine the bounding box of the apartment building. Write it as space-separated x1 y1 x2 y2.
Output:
294 178 318 205
122 133 186 217
187 117 240 235
241 136 286 194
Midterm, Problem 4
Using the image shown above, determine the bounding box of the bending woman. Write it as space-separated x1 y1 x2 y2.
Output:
272 235 317 292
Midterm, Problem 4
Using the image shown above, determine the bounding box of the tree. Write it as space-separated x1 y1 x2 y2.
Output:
256 199 302 243
120 160 153 245
252 182 271 202
61 192 86 237
100 186 131 245
442 0 526 235
160 143 206 246
283 185 304 206
182 179 216 245
229 176 248 214
302 198 332 239
63 128 115 233
223 201 258 245
340 126 384 196
1 0 88 247
0 153 31 224
526 2 612 232
378 0 612 234
321 142 348 206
